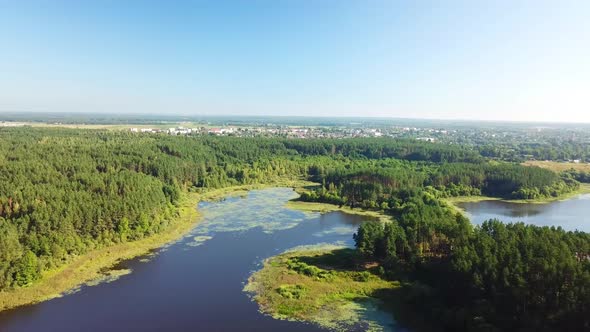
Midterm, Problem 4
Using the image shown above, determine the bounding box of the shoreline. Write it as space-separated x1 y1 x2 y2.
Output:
0 192 202 312
285 200 392 223
244 246 400 331
445 183 590 214
441 183 590 217
0 179 314 313
286 184 590 224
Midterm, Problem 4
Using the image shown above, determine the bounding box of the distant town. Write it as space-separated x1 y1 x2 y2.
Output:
129 125 446 142
2 115 590 163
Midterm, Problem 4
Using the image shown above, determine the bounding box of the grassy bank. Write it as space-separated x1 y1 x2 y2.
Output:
196 178 316 201
0 191 202 312
0 179 314 312
522 160 590 173
286 182 392 223
445 183 590 213
245 246 400 332
285 201 391 223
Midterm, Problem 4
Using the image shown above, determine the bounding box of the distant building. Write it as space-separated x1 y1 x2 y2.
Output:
208 128 222 135
416 137 435 142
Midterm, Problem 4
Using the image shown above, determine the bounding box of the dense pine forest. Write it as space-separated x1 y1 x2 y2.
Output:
354 215 590 331
0 127 588 331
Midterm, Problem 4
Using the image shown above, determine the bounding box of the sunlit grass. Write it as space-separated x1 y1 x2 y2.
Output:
522 160 590 173
285 201 391 223
245 246 400 332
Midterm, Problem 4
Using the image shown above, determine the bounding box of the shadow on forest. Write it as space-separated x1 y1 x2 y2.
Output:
297 249 437 332
297 248 364 271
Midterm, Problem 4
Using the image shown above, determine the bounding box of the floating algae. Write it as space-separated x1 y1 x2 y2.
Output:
59 269 132 297
186 188 319 248
312 226 357 238
138 252 157 263
186 235 214 247
311 299 397 332
85 269 132 287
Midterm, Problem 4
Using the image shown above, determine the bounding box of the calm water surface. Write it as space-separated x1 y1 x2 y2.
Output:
457 194 590 232
0 188 399 332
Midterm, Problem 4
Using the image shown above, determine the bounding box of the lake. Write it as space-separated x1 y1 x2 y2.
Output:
0 188 398 332
456 194 590 232
6 189 584 332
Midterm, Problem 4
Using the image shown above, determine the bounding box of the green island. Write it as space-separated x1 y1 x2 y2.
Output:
1 127 589 331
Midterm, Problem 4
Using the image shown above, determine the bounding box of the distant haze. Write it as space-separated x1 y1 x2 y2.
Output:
1 1 589 123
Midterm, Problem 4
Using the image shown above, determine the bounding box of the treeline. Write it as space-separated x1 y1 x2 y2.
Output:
282 138 482 163
563 168 590 183
300 160 578 208
478 140 590 163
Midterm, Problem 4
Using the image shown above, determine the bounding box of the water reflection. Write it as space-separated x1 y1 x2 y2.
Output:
458 194 590 232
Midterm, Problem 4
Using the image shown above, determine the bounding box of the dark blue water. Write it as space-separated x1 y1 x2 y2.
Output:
458 193 590 232
0 188 386 332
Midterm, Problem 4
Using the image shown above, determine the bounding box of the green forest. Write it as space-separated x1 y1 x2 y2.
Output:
354 215 590 331
0 127 588 331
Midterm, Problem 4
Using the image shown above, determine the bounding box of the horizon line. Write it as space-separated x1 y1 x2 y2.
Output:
1 110 590 126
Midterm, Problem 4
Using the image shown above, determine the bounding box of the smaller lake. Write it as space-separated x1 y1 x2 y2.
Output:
457 194 590 232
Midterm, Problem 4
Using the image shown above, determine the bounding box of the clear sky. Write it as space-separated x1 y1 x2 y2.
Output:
1 1 589 122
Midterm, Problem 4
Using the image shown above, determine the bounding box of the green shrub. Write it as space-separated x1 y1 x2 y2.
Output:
277 284 306 299
286 259 334 280
352 271 372 282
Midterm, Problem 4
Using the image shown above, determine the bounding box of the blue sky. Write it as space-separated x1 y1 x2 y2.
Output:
1 1 589 122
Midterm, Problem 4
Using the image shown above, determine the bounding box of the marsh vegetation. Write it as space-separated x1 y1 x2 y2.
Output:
245 247 400 332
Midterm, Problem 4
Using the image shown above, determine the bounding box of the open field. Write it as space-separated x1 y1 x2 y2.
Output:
2 121 211 131
522 160 590 172
3 121 331 131
30 123 194 130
